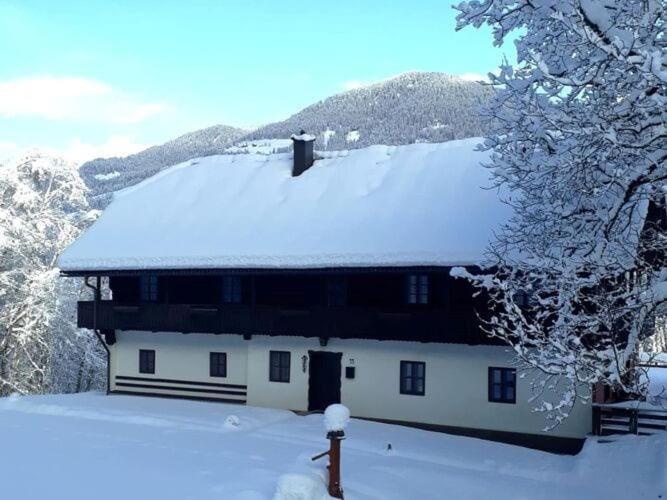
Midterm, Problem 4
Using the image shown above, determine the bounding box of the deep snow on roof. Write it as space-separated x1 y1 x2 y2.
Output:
58 138 511 271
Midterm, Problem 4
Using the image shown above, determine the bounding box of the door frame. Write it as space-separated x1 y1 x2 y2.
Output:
307 350 342 412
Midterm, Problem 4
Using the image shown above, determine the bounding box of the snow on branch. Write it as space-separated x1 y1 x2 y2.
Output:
456 0 666 419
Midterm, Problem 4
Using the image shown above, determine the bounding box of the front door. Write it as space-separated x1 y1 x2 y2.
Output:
308 351 342 412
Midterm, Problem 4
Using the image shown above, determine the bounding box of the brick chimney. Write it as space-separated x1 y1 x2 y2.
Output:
290 130 315 177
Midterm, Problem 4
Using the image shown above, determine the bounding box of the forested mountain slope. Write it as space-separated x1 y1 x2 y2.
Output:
241 72 491 151
80 72 490 207
81 125 244 207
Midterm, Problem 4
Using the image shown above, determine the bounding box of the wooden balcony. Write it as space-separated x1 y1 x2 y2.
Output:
77 301 495 344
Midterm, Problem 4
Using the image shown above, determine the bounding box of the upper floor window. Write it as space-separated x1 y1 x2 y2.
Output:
222 276 242 304
327 276 347 306
488 367 516 404
139 349 155 374
269 351 290 383
140 275 158 302
406 274 429 304
209 352 227 377
400 360 425 395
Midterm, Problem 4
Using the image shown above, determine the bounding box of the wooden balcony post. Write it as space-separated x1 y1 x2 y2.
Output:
592 405 601 436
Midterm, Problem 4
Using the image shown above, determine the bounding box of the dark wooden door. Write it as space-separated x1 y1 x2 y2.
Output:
308 351 342 412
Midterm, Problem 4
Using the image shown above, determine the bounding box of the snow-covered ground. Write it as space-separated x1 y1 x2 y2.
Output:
0 393 663 499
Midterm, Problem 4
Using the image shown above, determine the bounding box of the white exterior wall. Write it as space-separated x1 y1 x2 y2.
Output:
108 332 591 440
246 336 591 439
109 331 248 402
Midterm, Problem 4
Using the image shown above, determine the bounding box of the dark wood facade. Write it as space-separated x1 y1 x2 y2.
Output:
76 268 498 345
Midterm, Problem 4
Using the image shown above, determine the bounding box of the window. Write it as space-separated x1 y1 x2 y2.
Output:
269 351 290 383
406 274 429 304
222 276 242 304
140 275 158 302
400 361 425 395
488 367 516 404
209 352 227 377
139 349 155 374
327 276 347 306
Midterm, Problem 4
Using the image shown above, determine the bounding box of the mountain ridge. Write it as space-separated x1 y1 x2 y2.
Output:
81 72 491 207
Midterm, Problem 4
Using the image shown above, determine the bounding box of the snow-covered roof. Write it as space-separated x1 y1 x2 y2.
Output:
58 138 511 272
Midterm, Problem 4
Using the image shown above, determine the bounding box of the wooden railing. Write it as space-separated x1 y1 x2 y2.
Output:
592 404 667 436
77 301 494 344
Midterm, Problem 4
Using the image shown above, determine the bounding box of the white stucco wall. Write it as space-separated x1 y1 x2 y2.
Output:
109 331 248 402
108 332 591 439
246 336 591 439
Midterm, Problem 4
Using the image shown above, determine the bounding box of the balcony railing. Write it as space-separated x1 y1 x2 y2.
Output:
77 301 494 344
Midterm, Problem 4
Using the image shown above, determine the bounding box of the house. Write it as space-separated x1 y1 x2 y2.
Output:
58 134 591 452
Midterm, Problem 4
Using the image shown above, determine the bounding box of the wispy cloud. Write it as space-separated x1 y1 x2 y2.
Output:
0 76 163 124
60 135 150 164
0 141 19 162
0 135 150 165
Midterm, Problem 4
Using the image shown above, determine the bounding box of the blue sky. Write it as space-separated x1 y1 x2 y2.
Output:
0 0 511 163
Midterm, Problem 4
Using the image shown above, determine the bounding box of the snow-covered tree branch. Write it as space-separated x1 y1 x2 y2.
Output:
0 153 104 395
455 0 666 422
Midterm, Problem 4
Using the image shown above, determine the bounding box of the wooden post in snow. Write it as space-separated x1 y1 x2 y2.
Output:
326 429 344 498
311 404 350 499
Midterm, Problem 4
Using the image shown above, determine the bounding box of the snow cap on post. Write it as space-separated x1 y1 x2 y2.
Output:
291 129 315 177
324 404 350 437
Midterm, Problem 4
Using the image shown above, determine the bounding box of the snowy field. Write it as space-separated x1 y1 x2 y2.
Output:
0 393 664 500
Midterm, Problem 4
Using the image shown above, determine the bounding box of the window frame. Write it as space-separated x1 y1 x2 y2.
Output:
488 367 517 404
139 349 155 374
221 275 242 304
269 350 291 383
140 275 158 302
406 274 429 305
327 276 347 306
400 360 426 396
209 352 227 378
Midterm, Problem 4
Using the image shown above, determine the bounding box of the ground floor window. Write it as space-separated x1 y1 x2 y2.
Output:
269 351 290 383
400 360 425 395
139 349 155 374
210 352 227 377
488 367 516 404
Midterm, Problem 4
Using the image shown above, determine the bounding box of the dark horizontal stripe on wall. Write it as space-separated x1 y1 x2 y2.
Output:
115 382 247 397
111 390 246 406
354 416 585 455
115 375 247 390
